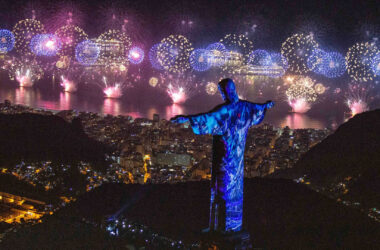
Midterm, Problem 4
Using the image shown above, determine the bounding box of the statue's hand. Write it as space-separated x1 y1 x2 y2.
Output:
266 101 274 109
170 115 189 124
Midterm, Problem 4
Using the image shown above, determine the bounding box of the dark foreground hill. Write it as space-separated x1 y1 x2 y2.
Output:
2 179 379 249
0 174 57 203
0 113 109 170
270 109 380 208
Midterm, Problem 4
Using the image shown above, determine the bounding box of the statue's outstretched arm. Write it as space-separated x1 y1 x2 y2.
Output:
171 104 230 135
247 100 274 125
248 100 274 110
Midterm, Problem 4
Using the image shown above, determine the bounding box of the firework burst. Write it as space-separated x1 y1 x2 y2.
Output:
281 33 319 74
323 52 346 78
157 35 193 74
285 76 318 113
189 48 211 72
219 34 253 73
128 46 144 64
97 29 131 66
103 82 123 99
3 56 44 87
149 76 158 87
98 29 132 51
307 48 327 74
75 40 100 66
345 83 373 116
12 19 45 56
55 25 88 58
314 83 326 94
159 72 199 104
371 52 380 76
57 59 81 93
248 49 271 66
83 61 130 99
60 75 77 92
205 82 218 95
346 42 378 82
0 29 15 53
30 34 62 57
149 43 164 70
206 42 227 67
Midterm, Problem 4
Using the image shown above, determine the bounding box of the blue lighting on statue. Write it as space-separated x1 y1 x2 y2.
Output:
171 78 274 233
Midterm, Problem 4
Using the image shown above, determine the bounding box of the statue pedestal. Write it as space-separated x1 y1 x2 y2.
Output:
201 229 252 250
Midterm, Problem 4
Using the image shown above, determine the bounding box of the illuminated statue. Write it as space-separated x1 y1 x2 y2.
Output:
171 78 274 233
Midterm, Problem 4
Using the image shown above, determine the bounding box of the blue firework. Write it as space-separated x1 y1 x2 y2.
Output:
128 47 144 64
149 43 164 70
189 49 211 72
206 43 227 67
156 40 182 71
0 29 15 53
270 52 289 69
323 52 346 78
371 53 380 76
206 42 227 52
75 40 100 66
248 49 272 66
30 34 62 56
307 48 327 74
206 42 227 67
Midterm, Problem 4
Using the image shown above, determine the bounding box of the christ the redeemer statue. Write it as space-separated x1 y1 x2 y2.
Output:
171 78 274 234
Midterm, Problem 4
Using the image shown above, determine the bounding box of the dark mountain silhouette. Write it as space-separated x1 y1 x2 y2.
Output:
270 109 380 208
2 179 379 249
0 216 114 249
0 113 109 171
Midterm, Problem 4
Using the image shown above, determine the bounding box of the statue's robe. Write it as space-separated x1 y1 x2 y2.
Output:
188 101 268 232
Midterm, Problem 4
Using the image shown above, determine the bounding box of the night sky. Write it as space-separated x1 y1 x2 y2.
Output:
0 0 379 50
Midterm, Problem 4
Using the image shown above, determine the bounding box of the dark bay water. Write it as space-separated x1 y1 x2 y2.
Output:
0 81 347 129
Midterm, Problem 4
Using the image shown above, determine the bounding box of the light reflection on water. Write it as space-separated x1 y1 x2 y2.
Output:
0 86 342 129
279 113 324 129
15 87 38 107
165 104 184 119
103 98 121 116
59 92 72 111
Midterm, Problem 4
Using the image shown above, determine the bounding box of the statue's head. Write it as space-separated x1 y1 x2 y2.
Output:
218 78 239 103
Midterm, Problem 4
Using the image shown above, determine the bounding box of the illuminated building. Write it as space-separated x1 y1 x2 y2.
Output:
153 153 192 167
0 191 47 224
153 114 160 122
